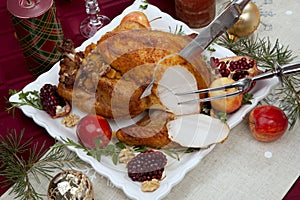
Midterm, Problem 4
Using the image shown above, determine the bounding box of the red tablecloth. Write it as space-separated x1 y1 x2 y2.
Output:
0 0 298 198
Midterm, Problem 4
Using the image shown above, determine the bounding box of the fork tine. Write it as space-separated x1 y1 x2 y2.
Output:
178 89 242 104
175 81 242 95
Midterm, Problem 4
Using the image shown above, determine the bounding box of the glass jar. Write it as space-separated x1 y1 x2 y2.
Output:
175 0 216 28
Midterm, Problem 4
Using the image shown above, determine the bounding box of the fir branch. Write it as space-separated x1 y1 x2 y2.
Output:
217 34 295 68
0 130 80 200
272 76 300 129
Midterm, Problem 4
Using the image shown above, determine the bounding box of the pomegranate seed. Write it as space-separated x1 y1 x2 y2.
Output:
224 69 230 76
220 62 227 70
210 57 219 68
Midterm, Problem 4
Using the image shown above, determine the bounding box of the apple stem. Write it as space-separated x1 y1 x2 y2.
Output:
149 16 162 24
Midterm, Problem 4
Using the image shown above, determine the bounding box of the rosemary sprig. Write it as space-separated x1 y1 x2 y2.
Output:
133 145 200 160
0 130 81 200
242 93 253 105
54 138 126 165
6 89 42 115
55 137 200 165
169 25 185 35
160 147 200 160
214 111 228 123
217 34 299 129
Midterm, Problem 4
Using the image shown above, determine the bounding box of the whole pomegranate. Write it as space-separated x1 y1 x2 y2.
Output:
249 105 289 142
210 56 260 82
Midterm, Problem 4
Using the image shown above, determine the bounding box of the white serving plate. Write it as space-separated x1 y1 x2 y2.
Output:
9 0 279 199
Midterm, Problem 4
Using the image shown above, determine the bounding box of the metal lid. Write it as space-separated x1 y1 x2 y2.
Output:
7 0 53 19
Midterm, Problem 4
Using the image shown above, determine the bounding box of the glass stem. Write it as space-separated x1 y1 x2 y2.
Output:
89 13 99 24
86 0 100 24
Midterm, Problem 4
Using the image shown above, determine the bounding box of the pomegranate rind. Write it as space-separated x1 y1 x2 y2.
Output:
51 100 72 119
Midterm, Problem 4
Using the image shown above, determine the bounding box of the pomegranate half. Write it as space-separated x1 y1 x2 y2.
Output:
210 56 260 81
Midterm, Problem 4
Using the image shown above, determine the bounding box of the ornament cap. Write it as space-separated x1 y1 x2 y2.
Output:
7 0 53 19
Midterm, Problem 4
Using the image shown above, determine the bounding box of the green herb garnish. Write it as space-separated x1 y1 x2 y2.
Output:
207 46 216 52
215 111 227 123
55 138 127 165
169 24 185 35
139 0 149 10
242 93 253 105
6 89 42 115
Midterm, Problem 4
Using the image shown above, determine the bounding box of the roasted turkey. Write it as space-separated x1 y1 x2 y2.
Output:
58 21 211 120
57 17 218 148
116 110 174 148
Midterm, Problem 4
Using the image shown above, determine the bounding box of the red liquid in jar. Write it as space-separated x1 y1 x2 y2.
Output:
175 0 216 28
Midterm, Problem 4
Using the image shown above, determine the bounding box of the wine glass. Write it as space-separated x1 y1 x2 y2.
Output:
80 0 111 38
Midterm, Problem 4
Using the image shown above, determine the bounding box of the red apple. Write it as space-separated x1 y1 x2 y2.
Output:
76 114 112 149
208 77 243 113
249 105 288 142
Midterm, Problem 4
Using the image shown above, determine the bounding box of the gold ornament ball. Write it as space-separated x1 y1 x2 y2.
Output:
228 2 260 37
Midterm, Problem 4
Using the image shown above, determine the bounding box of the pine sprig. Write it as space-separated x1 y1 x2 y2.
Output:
217 33 299 129
0 130 81 200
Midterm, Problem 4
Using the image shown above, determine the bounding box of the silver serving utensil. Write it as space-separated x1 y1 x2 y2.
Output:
140 0 251 99
176 62 300 104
